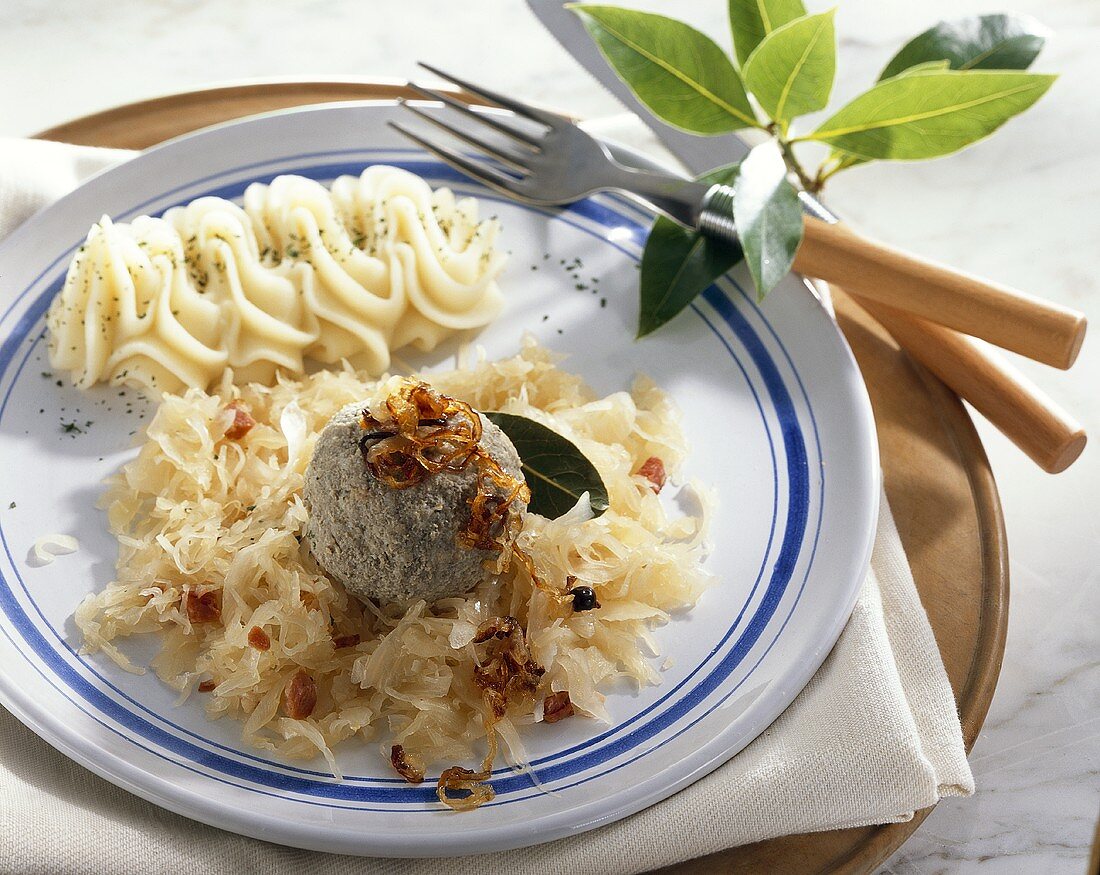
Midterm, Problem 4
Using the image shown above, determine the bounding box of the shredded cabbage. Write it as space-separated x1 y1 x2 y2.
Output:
75 338 713 774
30 533 79 567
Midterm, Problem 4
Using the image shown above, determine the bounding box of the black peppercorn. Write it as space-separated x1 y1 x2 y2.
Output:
568 585 600 612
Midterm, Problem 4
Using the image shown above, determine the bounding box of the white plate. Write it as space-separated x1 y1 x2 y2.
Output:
0 102 878 857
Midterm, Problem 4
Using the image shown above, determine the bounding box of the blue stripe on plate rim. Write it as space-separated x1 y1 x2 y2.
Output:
0 150 822 808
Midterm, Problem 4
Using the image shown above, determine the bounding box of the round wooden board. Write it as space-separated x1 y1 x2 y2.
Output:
37 81 1008 874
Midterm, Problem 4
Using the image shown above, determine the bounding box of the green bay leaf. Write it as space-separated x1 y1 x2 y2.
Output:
809 69 1055 160
728 0 807 68
638 164 744 338
569 4 758 133
733 143 803 300
823 61 950 171
484 412 609 520
743 10 837 126
890 60 952 75
879 13 1048 81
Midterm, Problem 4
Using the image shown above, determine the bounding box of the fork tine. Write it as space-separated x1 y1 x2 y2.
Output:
406 82 542 149
417 62 557 126
398 100 532 172
387 121 527 198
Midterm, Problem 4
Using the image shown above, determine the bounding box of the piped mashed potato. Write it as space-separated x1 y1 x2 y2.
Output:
75 339 713 780
48 166 505 395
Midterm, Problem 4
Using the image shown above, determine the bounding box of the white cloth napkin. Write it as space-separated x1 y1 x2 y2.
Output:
0 134 973 875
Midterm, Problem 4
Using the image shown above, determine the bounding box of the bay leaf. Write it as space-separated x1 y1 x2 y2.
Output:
569 4 758 133
822 61 949 171
638 163 744 338
879 13 1048 81
728 0 807 68
809 69 1055 160
484 412 609 520
733 142 802 300
743 10 837 126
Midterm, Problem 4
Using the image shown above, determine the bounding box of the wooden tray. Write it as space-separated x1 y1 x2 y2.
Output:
38 81 1009 874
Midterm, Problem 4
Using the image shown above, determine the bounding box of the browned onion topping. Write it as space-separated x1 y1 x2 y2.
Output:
471 615 521 644
436 766 496 812
457 451 529 553
390 744 425 785
431 617 548 811
358 382 482 486
357 381 532 559
472 616 545 721
359 382 581 811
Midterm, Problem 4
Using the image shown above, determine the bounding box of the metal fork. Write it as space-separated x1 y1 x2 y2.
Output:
391 63 1087 378
389 62 739 239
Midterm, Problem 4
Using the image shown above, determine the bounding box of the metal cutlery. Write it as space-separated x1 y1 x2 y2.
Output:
391 65 1087 471
395 64 716 229
391 64 1084 371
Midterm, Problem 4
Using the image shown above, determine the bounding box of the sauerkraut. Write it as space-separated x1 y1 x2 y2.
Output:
75 338 713 784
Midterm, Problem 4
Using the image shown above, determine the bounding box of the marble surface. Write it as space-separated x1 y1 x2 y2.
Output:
0 0 1097 872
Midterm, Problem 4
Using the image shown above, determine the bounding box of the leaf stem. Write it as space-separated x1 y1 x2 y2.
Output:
812 163 844 190
774 135 816 193
812 153 862 190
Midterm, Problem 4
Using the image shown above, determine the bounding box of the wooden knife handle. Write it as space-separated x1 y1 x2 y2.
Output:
795 218 1087 370
851 292 1086 473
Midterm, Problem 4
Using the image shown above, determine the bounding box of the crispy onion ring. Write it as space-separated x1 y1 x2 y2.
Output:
436 765 495 812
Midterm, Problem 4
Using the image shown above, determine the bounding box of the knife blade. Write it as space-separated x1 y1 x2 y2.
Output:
526 0 751 176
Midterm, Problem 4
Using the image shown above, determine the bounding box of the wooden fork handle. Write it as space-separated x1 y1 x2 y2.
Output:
849 291 1087 473
794 218 1086 370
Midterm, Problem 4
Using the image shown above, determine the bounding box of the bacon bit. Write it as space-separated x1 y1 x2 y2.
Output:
224 401 256 440
185 590 221 624
636 456 666 493
543 691 574 724
437 766 495 812
390 745 425 784
284 670 317 719
197 679 216 693
332 633 361 649
247 626 271 651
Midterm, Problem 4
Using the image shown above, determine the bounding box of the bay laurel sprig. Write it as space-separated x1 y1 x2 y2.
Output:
569 2 1054 333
